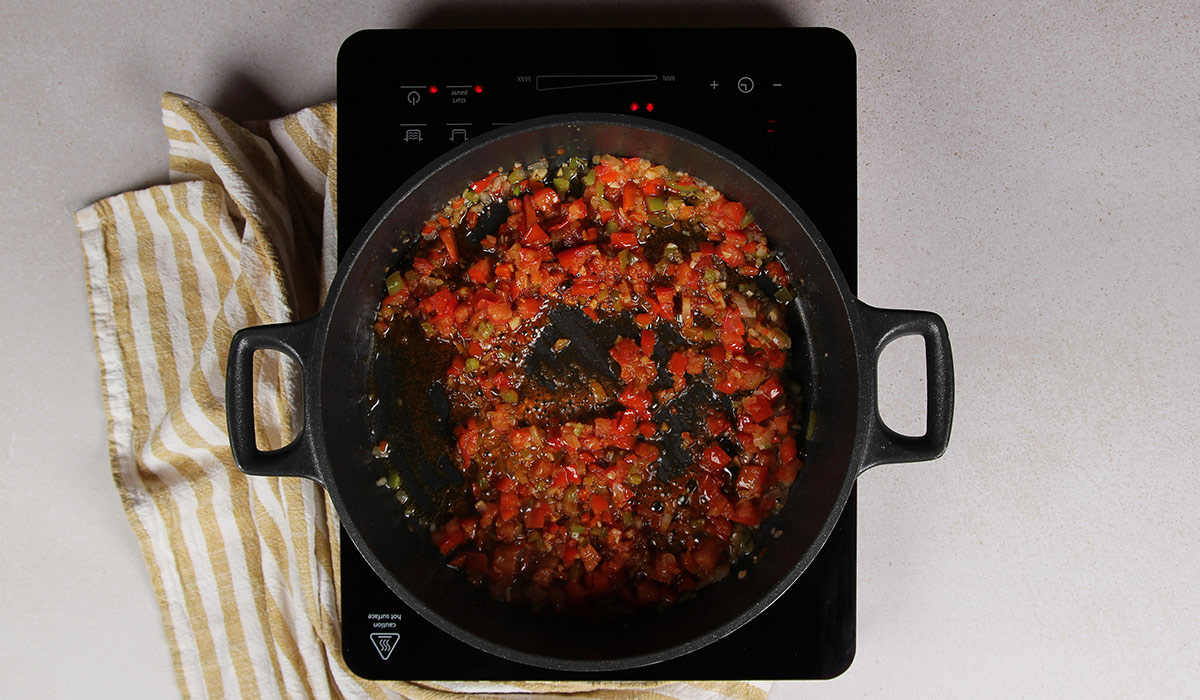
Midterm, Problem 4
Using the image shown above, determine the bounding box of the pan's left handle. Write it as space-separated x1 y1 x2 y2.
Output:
855 301 955 473
225 317 325 485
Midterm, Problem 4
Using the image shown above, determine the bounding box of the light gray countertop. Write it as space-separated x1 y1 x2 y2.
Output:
2 2 1197 697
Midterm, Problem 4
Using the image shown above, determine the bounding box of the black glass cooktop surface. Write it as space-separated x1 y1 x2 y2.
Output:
337 27 856 680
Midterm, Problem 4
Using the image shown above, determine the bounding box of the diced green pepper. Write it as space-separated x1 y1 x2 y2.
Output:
386 271 405 296
500 389 519 404
646 196 665 212
553 177 571 195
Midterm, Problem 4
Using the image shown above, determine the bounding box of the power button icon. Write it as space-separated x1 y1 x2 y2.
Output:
737 77 754 93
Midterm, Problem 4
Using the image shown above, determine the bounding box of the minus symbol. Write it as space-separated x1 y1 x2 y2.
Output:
772 83 782 87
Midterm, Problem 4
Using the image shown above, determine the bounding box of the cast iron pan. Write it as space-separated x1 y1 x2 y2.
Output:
226 114 954 671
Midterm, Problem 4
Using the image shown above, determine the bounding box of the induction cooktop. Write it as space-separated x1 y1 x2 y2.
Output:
336 26 856 680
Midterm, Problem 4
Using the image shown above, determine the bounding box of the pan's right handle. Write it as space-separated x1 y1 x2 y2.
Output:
225 317 324 485
855 301 955 472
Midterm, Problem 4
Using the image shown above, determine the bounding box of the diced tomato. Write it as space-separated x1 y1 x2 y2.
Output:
720 305 746 353
589 493 609 517
425 288 457 317
736 464 767 498
435 523 465 554
521 223 549 247
611 481 634 507
516 296 543 319
556 244 596 274
720 200 747 228
609 231 639 249
569 277 600 297
705 411 731 436
492 543 521 578
617 386 652 413
567 198 588 220
690 537 722 574
524 504 551 529
717 242 746 267
579 544 602 573
730 499 762 526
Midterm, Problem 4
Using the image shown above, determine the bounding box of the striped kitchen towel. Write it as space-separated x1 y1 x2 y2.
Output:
75 92 772 700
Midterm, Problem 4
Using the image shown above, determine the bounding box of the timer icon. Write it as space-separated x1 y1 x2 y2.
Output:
737 76 754 93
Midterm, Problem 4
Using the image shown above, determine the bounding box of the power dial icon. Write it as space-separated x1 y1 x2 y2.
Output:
737 76 755 93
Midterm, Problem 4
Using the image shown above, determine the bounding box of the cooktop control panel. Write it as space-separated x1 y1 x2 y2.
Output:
338 27 855 272
337 26 856 681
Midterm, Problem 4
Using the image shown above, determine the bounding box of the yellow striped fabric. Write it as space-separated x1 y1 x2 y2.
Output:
76 92 772 700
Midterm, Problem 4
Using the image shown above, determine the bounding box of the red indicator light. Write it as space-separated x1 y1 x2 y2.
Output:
474 85 483 94
645 102 655 112
630 102 640 111
429 85 439 94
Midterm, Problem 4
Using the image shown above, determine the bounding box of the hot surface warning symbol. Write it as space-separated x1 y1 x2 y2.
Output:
369 632 399 660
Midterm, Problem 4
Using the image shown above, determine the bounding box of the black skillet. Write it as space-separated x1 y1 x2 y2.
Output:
226 114 954 671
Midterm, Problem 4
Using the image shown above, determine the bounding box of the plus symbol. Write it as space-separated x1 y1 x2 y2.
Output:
709 80 719 89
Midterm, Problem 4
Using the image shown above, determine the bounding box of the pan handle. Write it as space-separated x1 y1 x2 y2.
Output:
855 301 954 473
225 317 324 485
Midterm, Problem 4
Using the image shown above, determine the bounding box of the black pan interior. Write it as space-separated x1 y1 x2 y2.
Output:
315 116 862 670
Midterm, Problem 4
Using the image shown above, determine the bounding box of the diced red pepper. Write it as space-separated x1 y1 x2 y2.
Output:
618 386 652 413
439 228 459 263
759 376 784 401
668 351 688 377
743 395 774 423
530 185 559 213
466 258 491 284
701 444 731 471
640 329 655 355
469 171 501 193
499 492 519 522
